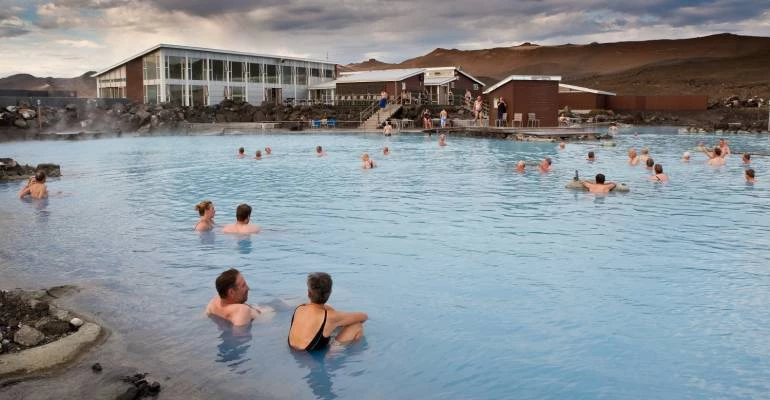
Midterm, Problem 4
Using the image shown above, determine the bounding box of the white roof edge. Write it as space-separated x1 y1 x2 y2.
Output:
94 43 338 76
335 68 425 83
422 66 486 86
559 83 616 96
424 76 458 85
483 75 561 94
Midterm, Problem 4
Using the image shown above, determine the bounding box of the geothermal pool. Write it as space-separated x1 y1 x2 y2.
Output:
1 128 769 399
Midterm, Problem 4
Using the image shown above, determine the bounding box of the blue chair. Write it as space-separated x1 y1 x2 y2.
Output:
311 119 321 128
326 118 336 128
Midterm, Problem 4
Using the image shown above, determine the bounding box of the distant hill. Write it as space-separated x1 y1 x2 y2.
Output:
345 58 395 71
0 72 96 97
345 33 770 100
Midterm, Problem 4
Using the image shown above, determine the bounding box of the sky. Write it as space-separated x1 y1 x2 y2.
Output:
1 0 769 77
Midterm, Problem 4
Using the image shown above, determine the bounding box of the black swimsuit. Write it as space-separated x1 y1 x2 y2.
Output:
289 305 331 351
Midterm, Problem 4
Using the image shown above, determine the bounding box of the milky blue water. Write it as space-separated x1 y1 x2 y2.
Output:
1 128 769 399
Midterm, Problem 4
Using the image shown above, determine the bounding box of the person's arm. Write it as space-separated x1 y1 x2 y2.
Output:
18 185 31 199
331 310 368 329
230 305 255 326
607 182 617 191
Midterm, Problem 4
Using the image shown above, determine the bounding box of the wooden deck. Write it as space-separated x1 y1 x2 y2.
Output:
420 126 613 141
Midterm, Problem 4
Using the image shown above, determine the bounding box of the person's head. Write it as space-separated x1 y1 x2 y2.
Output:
235 203 252 223
559 141 566 149
34 170 46 183
307 272 332 304
255 150 262 158
628 148 637 158
383 146 390 155
238 147 244 154
477 95 482 100
439 134 446 141
654 164 663 174
719 138 726 145
265 146 272 154
195 200 215 217
516 160 526 170
743 153 750 162
215 268 248 303
714 147 722 157
641 148 649 155
545 157 552 166
362 152 370 162
746 168 755 180
646 158 655 168
587 151 595 160
316 145 323 154
682 151 691 160
595 173 606 184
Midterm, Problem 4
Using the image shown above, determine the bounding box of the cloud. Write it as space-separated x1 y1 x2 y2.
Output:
55 39 102 48
0 15 32 37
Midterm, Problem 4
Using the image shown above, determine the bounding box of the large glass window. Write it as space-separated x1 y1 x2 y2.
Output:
167 84 185 106
248 63 262 83
324 69 334 78
189 58 205 81
282 66 293 84
211 59 225 81
230 61 244 82
231 86 245 102
143 54 160 80
296 67 307 85
166 56 185 80
310 68 320 78
191 85 206 106
145 85 159 104
265 64 277 84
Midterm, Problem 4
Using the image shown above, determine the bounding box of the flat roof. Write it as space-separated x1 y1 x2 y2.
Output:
95 44 337 76
483 75 561 94
424 76 457 86
559 83 616 96
309 80 338 90
335 68 424 83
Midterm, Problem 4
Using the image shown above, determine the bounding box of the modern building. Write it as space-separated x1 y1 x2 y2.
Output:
483 75 561 127
94 44 338 106
309 66 485 105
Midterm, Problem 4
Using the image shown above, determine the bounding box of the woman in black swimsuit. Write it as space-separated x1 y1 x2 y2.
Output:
288 272 368 351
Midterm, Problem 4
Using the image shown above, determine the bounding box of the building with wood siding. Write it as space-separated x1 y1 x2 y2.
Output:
483 75 561 127
93 44 337 106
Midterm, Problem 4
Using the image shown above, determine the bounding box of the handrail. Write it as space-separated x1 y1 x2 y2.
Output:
358 101 380 125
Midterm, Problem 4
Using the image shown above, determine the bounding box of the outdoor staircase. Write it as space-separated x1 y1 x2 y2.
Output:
360 103 402 130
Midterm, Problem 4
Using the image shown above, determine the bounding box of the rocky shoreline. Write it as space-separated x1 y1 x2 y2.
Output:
0 96 767 142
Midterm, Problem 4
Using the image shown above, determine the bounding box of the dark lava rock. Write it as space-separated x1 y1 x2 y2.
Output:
38 319 73 336
148 381 161 394
116 386 139 400
92 362 103 372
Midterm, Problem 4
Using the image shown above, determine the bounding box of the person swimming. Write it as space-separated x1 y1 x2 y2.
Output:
288 272 367 352
316 146 326 157
639 148 650 163
628 148 639 165
587 151 595 162
742 153 751 164
383 147 390 156
745 168 756 183
708 148 725 166
650 164 669 182
515 160 526 173
383 120 393 136
539 158 552 173
361 153 376 169
645 158 655 170
205 268 273 326
265 146 272 155
18 170 48 200
581 173 617 194
194 200 216 231
254 150 262 160
237 147 245 158
682 151 691 162
223 204 261 234
438 134 447 147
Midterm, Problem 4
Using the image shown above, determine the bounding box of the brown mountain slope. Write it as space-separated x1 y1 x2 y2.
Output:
0 72 96 97
349 33 770 99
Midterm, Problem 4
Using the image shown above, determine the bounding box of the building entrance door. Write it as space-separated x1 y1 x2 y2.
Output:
265 88 282 105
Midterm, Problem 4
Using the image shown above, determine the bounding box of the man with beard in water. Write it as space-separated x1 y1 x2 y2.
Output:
206 268 272 326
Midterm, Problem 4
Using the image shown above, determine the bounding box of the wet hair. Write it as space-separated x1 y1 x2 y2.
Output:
255 150 262 158
545 158 552 165
362 153 370 161
654 164 663 174
307 272 332 304
588 151 595 159
641 148 649 155
646 158 655 167
195 200 213 216
595 173 606 184
714 147 722 156
743 153 750 161
235 203 252 222
682 151 690 159
316 145 323 153
746 169 755 178
216 268 240 299
34 170 46 182
628 148 637 157
238 147 245 154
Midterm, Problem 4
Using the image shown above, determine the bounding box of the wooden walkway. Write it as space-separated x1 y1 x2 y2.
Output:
421 126 612 141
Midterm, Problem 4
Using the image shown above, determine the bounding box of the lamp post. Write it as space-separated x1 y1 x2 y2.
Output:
36 99 41 129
